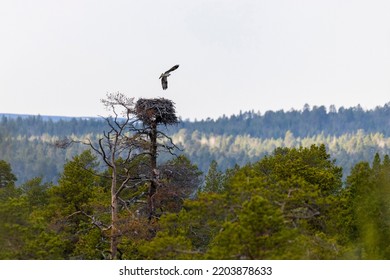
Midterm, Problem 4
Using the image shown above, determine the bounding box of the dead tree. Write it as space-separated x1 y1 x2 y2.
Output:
55 93 179 259
135 98 178 220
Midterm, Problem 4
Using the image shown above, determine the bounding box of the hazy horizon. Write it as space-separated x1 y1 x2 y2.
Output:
2 1 390 120
1 100 389 122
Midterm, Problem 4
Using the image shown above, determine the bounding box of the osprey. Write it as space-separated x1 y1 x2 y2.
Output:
159 64 179 90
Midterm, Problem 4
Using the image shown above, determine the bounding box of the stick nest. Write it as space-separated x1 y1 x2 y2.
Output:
135 98 178 125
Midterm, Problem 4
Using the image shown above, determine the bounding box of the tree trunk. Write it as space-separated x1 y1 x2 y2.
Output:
110 158 119 259
148 120 158 220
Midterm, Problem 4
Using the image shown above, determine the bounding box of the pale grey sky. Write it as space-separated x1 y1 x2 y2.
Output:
1 0 390 120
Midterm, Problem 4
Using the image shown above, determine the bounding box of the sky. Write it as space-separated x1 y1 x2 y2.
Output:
1 0 390 120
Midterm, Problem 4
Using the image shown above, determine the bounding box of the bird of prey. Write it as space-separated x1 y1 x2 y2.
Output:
159 64 179 90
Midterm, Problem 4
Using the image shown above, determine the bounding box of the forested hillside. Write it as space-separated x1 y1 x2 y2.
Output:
1 145 390 259
1 101 390 260
1 103 390 183
183 103 390 138
2 102 390 138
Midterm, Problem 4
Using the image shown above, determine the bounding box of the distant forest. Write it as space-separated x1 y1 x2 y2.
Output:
2 102 390 137
0 102 390 184
183 103 390 138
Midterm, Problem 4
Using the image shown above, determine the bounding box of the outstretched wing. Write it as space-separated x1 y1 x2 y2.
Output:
164 64 179 74
161 76 168 90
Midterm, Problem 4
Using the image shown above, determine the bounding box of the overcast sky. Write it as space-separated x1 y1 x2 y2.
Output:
1 0 390 120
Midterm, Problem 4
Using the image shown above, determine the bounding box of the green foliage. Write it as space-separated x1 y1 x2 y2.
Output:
42 150 105 259
139 232 196 260
202 160 225 193
344 154 390 259
143 145 346 259
207 195 299 259
160 155 203 192
178 103 390 138
0 168 62 259
20 177 50 209
140 192 227 259
226 145 344 259
0 197 29 259
49 150 100 214
172 128 390 177
0 160 17 188
0 152 108 259
2 104 390 183
1 119 390 260
0 149 203 259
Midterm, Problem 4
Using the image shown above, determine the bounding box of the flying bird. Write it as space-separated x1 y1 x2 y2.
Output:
159 64 179 90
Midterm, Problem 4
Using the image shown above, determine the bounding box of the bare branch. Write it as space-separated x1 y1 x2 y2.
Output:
57 94 180 260
66 211 111 232
53 137 74 149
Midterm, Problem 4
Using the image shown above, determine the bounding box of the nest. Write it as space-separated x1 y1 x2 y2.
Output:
135 98 178 126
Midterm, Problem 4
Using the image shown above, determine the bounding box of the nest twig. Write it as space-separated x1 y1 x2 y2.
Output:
135 98 178 126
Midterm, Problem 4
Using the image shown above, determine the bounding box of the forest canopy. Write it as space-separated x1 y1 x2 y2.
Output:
1 102 390 259
1 103 389 183
1 145 389 259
